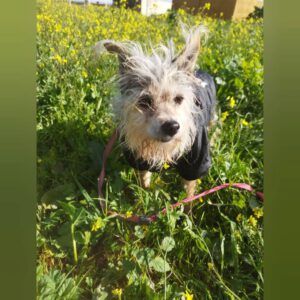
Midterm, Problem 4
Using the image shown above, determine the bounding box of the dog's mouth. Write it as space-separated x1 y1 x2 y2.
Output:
159 136 172 143
158 135 180 143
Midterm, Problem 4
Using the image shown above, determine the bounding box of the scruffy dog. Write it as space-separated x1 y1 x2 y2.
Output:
96 25 217 198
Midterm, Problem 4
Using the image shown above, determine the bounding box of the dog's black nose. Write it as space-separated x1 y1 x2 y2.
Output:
161 120 180 136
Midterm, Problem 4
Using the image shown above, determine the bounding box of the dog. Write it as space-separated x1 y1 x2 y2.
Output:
95 25 217 198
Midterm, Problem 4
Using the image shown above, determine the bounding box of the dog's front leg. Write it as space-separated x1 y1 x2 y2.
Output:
138 171 152 189
182 178 197 213
182 178 196 197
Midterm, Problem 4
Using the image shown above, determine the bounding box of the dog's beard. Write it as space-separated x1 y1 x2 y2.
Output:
122 124 196 169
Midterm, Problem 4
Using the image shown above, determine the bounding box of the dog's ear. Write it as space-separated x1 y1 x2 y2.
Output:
94 39 130 67
172 25 207 73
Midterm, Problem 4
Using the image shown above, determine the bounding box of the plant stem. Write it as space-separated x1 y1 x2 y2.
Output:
164 251 167 300
71 223 78 264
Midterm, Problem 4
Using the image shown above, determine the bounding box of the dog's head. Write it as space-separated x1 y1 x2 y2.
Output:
96 25 206 167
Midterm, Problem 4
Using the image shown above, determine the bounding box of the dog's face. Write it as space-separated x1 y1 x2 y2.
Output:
127 70 195 143
97 26 206 167
122 66 198 149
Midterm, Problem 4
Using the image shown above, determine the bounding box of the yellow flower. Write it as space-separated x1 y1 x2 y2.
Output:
91 217 104 232
82 70 88 78
207 262 214 270
253 207 263 219
240 119 249 127
53 54 62 62
163 162 170 170
248 215 257 227
55 23 62 32
199 197 204 203
204 2 211 10
206 48 212 55
142 225 148 233
52 54 67 65
112 288 123 296
228 96 236 108
221 111 229 121
182 290 194 300
236 213 243 222
126 211 133 218
70 49 76 57
177 8 186 17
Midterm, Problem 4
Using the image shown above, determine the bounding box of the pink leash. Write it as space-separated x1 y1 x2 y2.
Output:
98 129 264 224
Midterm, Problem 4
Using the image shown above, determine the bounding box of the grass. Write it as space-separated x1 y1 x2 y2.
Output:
37 1 263 299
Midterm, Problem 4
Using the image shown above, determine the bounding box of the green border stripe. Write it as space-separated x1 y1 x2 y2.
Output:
0 1 36 299
265 0 300 299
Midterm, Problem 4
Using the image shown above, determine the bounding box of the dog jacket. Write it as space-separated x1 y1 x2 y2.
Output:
123 69 216 181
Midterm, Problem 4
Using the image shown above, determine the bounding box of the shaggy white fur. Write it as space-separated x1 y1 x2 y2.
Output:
96 25 207 168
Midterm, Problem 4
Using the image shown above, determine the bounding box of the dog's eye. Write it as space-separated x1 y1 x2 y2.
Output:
174 95 184 104
137 95 153 110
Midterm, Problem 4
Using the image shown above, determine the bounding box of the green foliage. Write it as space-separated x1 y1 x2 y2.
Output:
248 6 264 19
37 1 263 299
37 267 82 300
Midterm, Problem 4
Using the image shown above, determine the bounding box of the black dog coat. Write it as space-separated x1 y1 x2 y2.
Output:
123 70 216 181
